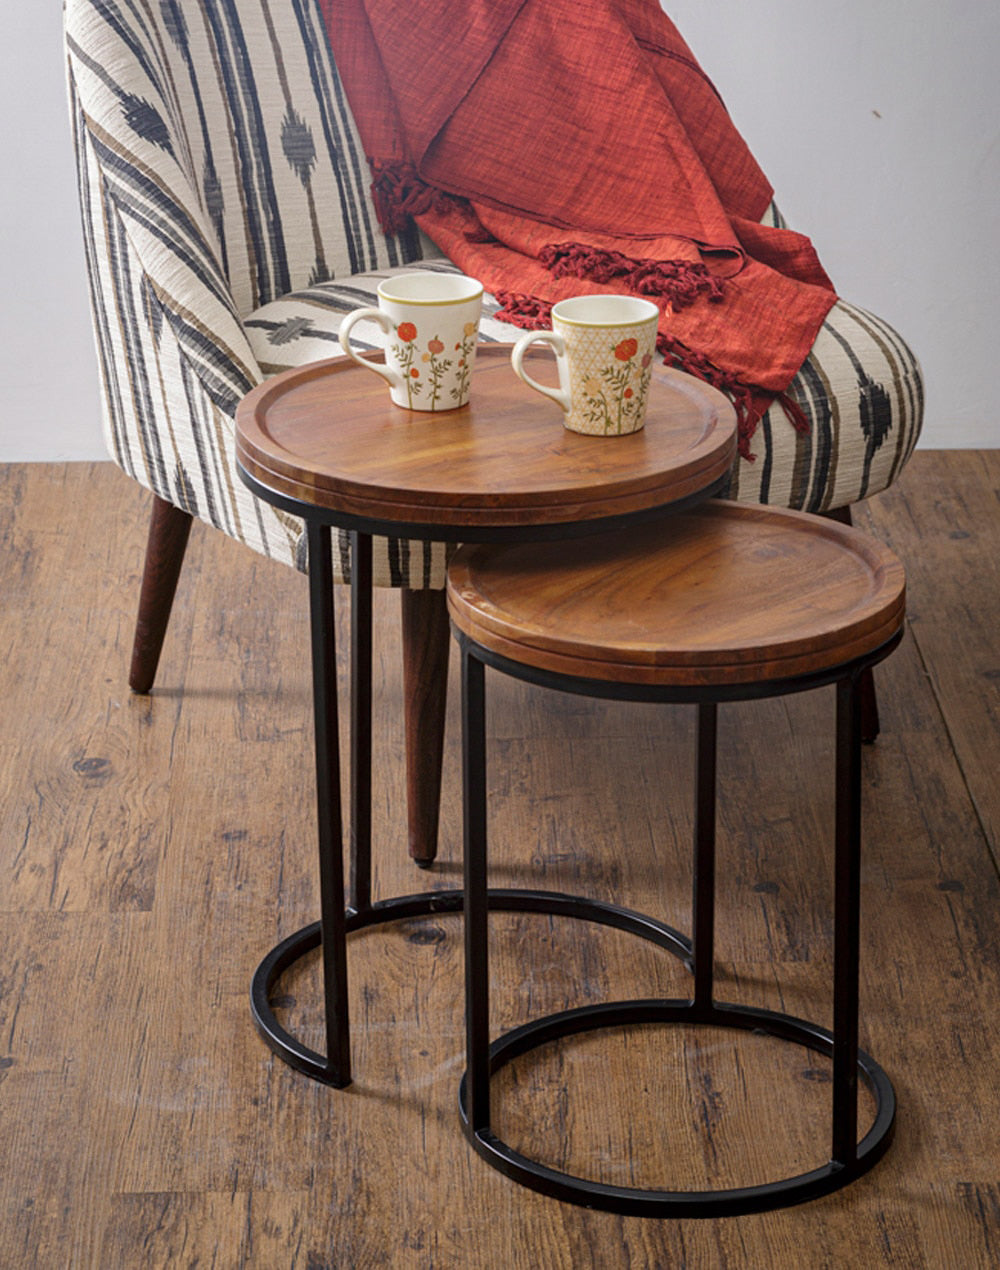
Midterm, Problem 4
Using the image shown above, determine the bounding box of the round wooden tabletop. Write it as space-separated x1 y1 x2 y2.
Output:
447 502 906 686
235 346 736 532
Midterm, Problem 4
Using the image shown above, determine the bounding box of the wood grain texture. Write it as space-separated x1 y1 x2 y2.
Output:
448 501 905 684
1 457 998 1268
859 450 1000 862
235 347 737 527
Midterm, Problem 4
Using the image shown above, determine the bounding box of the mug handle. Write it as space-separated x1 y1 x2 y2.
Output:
339 308 405 391
510 330 572 413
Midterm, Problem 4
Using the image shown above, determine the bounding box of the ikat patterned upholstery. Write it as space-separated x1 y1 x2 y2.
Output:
65 0 923 589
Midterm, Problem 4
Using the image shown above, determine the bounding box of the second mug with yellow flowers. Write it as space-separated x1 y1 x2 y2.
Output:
510 295 659 435
338 271 483 410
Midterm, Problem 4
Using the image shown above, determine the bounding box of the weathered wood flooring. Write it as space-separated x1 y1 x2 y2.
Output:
0 452 997 1268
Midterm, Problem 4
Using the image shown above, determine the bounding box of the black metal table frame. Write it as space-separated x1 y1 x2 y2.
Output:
240 471 724 1089
455 628 902 1217
239 459 899 1216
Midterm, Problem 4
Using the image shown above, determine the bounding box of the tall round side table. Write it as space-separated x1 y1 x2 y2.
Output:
235 346 737 1087
447 501 906 1216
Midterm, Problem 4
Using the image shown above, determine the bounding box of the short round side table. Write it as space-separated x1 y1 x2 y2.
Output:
447 500 906 1217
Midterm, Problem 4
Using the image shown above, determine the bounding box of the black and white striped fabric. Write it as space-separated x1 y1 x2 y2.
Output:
66 0 923 589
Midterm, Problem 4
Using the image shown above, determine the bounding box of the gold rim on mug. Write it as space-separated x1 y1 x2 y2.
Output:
551 295 660 329
377 272 484 307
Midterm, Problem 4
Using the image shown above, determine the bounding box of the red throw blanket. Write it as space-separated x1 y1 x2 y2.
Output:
319 0 837 453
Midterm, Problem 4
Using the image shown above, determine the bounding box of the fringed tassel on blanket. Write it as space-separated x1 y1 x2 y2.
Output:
493 292 555 330
777 390 811 434
539 243 725 310
369 159 451 236
656 331 766 460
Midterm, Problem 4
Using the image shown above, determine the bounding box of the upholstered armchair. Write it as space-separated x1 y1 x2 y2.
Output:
65 0 922 865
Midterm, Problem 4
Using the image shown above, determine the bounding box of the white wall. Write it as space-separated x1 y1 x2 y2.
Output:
1 5 105 462
1 2 998 460
667 0 1000 448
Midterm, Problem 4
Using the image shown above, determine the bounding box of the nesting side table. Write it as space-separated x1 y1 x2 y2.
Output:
447 501 906 1216
235 346 737 1088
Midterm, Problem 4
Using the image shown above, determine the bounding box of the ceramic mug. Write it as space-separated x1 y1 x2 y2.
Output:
510 295 660 435
338 272 484 411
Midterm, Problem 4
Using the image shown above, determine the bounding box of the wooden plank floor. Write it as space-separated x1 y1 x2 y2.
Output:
0 453 997 1268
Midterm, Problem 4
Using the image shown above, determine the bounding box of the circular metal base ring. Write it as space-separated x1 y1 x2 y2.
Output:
459 999 896 1218
250 888 693 1085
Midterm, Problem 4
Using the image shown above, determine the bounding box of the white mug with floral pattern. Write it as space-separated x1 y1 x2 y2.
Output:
339 272 483 410
510 295 659 435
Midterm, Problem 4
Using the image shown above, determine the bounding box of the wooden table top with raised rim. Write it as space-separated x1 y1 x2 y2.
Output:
447 501 906 686
235 345 737 531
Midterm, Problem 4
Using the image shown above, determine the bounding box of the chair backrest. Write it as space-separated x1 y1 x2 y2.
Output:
65 0 425 565
65 0 420 319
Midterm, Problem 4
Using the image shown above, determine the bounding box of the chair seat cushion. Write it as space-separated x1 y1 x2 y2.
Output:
245 259 519 374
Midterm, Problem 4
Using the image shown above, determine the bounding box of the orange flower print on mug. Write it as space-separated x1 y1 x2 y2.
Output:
452 321 478 405
338 272 483 410
580 339 654 434
419 334 453 407
390 324 457 407
392 321 423 406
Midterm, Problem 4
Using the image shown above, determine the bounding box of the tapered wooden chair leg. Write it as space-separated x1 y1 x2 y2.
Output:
401 587 450 867
129 494 193 694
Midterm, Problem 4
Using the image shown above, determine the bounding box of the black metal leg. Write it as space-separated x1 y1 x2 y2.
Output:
350 531 374 915
309 521 351 1086
248 521 351 1085
832 675 863 1165
692 702 718 1014
462 646 491 1134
